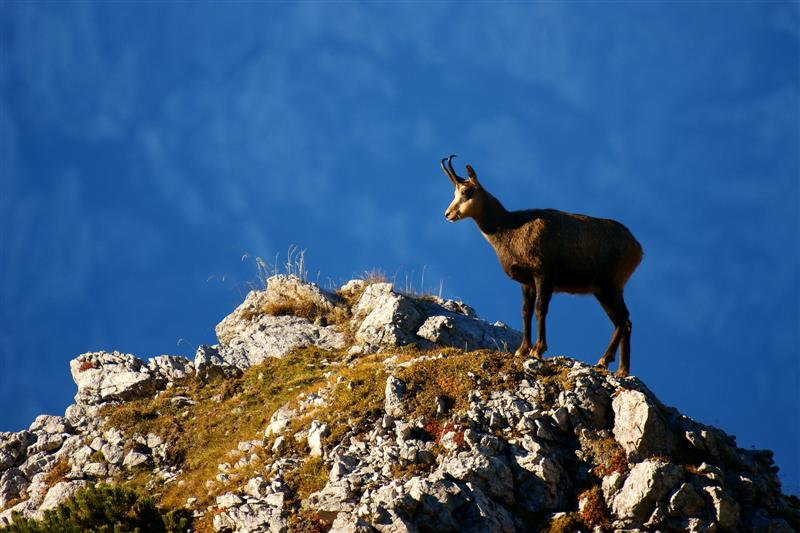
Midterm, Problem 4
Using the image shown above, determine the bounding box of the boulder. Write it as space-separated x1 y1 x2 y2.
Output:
194 344 244 381
437 451 515 506
215 289 346 368
28 415 72 436
611 460 683 523
0 431 34 470
213 276 346 369
0 468 27 508
612 389 673 458
69 351 156 405
307 482 358 524
352 283 426 348
510 443 567 511
264 405 297 438
668 482 706 518
148 355 194 382
384 376 407 418
37 481 89 515
308 421 330 457
704 486 740 530
416 314 521 353
403 476 516 533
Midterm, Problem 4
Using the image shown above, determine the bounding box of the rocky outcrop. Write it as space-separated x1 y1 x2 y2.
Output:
212 276 348 370
198 276 522 379
1 275 797 532
0 350 194 524
350 281 520 354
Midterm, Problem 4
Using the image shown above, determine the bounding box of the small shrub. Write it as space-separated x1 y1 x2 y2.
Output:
578 485 611 528
542 512 584 533
579 431 629 478
1 484 191 533
593 445 628 478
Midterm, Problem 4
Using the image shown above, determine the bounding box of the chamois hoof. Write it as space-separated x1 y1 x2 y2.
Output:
514 345 532 357
596 354 613 368
615 368 630 378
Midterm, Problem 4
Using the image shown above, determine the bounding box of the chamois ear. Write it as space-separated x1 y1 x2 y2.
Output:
466 164 482 188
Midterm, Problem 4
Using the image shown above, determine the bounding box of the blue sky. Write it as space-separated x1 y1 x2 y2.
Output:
1 2 798 495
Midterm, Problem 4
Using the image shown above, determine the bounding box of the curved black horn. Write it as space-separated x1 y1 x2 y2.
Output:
441 154 464 185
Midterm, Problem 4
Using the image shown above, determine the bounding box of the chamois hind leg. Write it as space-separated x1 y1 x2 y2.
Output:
514 284 536 357
595 289 631 376
617 295 632 377
532 278 552 358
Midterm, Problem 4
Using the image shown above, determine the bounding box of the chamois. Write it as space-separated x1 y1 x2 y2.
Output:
441 155 643 377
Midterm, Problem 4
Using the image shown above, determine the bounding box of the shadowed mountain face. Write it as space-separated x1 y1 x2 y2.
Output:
1 276 798 531
1 2 797 497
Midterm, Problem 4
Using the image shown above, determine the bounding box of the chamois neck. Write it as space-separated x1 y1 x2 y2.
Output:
473 192 511 235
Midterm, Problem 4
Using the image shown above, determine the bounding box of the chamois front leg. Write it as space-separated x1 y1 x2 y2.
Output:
532 278 552 358
514 284 535 357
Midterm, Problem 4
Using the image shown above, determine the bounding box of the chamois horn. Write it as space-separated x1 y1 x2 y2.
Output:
441 154 464 185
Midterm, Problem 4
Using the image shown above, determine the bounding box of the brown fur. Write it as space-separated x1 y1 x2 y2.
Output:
442 156 643 376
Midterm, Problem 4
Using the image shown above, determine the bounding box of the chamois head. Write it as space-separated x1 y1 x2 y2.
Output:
441 155 486 222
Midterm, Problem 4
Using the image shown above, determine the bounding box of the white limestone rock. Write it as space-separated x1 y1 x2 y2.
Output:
264 405 298 438
213 276 346 369
416 313 521 353
216 295 346 368
28 415 72 436
308 421 330 457
437 450 515 506
352 283 426 349
612 389 673 458
668 482 706 518
384 376 407 418
0 431 35 470
611 460 683 523
0 468 27 508
148 355 194 382
704 486 740 530
69 351 157 405
122 450 150 469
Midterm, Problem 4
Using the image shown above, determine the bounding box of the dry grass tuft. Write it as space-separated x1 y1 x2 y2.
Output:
42 457 71 489
261 295 326 323
283 456 329 508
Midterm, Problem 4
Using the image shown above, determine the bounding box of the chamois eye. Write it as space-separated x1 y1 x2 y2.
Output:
463 188 474 199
